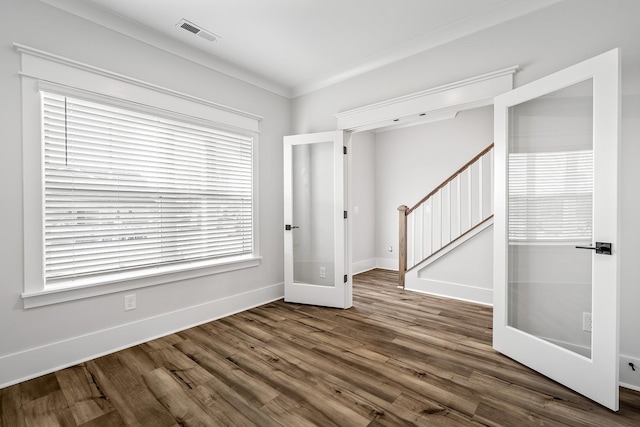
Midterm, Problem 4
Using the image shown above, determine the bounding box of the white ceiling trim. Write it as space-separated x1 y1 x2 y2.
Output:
335 66 518 132
40 0 558 100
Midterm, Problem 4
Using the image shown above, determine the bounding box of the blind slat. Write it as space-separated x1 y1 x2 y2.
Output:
42 92 254 282
508 150 592 242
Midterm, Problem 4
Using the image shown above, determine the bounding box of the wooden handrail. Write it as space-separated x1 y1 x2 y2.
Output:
406 143 494 215
398 143 494 286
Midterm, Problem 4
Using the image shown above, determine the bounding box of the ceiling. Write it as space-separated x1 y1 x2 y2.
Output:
51 0 560 97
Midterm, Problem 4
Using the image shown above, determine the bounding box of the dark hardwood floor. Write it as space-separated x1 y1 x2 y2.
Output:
2 269 640 426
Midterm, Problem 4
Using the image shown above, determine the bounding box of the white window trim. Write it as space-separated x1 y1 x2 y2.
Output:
17 43 263 308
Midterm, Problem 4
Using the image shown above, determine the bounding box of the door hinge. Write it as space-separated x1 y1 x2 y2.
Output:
343 146 347 155
344 211 348 219
344 274 348 283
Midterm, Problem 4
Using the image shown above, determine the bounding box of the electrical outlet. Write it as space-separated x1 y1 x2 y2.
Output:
124 294 136 311
582 312 592 332
319 267 326 278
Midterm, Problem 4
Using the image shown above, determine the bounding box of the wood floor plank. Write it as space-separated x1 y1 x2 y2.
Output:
177 322 240 358
227 346 372 426
265 344 443 426
619 387 640 421
472 399 559 427
259 394 319 427
227 336 404 425
22 390 76 427
55 365 113 425
114 346 158 377
19 373 60 405
0 385 26 427
2 268 640 426
85 355 177 427
264 335 404 403
143 367 236 426
393 334 582 403
392 392 482 427
194 374 282 427
144 346 215 390
316 343 479 416
78 409 126 427
174 338 280 406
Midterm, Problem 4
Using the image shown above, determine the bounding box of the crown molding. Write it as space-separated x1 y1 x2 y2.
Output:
292 0 560 97
39 0 292 98
40 0 558 100
335 66 518 132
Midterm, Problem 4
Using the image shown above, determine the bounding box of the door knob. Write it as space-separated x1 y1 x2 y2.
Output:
575 242 612 255
285 225 300 231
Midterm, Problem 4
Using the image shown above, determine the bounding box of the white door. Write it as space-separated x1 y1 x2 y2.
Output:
493 49 620 410
283 131 352 309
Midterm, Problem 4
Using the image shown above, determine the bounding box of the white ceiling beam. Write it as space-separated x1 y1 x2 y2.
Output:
334 66 518 132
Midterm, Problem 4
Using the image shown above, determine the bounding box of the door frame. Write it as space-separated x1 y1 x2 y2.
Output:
493 49 620 411
285 67 518 309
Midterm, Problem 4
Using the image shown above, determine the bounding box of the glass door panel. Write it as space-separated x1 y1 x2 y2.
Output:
292 142 335 286
507 79 594 358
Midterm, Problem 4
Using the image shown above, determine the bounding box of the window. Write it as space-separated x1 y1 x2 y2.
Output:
508 150 593 242
18 45 261 307
42 92 255 285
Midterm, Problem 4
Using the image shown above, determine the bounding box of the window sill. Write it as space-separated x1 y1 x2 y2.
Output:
22 255 262 309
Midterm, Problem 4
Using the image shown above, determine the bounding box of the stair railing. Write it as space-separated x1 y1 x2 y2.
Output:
398 143 494 287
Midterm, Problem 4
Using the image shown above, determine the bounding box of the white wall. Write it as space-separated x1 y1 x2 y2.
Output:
374 107 494 268
292 142 335 285
292 0 640 388
416 225 494 304
0 0 289 387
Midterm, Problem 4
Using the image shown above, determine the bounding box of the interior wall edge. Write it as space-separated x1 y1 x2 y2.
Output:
405 279 493 306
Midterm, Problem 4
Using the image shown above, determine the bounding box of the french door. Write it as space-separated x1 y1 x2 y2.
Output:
283 131 352 309
493 49 620 410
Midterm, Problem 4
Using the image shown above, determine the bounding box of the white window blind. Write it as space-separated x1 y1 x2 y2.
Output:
42 92 254 284
508 150 593 242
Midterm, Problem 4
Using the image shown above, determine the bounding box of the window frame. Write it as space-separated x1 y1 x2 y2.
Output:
18 44 262 308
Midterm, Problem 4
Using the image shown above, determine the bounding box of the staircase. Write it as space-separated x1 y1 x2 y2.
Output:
398 144 494 300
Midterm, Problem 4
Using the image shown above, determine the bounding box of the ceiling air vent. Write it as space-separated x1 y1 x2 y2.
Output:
176 19 220 42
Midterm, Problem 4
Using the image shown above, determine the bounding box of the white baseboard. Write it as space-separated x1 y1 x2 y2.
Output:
0 282 284 389
376 257 398 271
405 277 493 305
620 354 640 391
352 258 377 275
